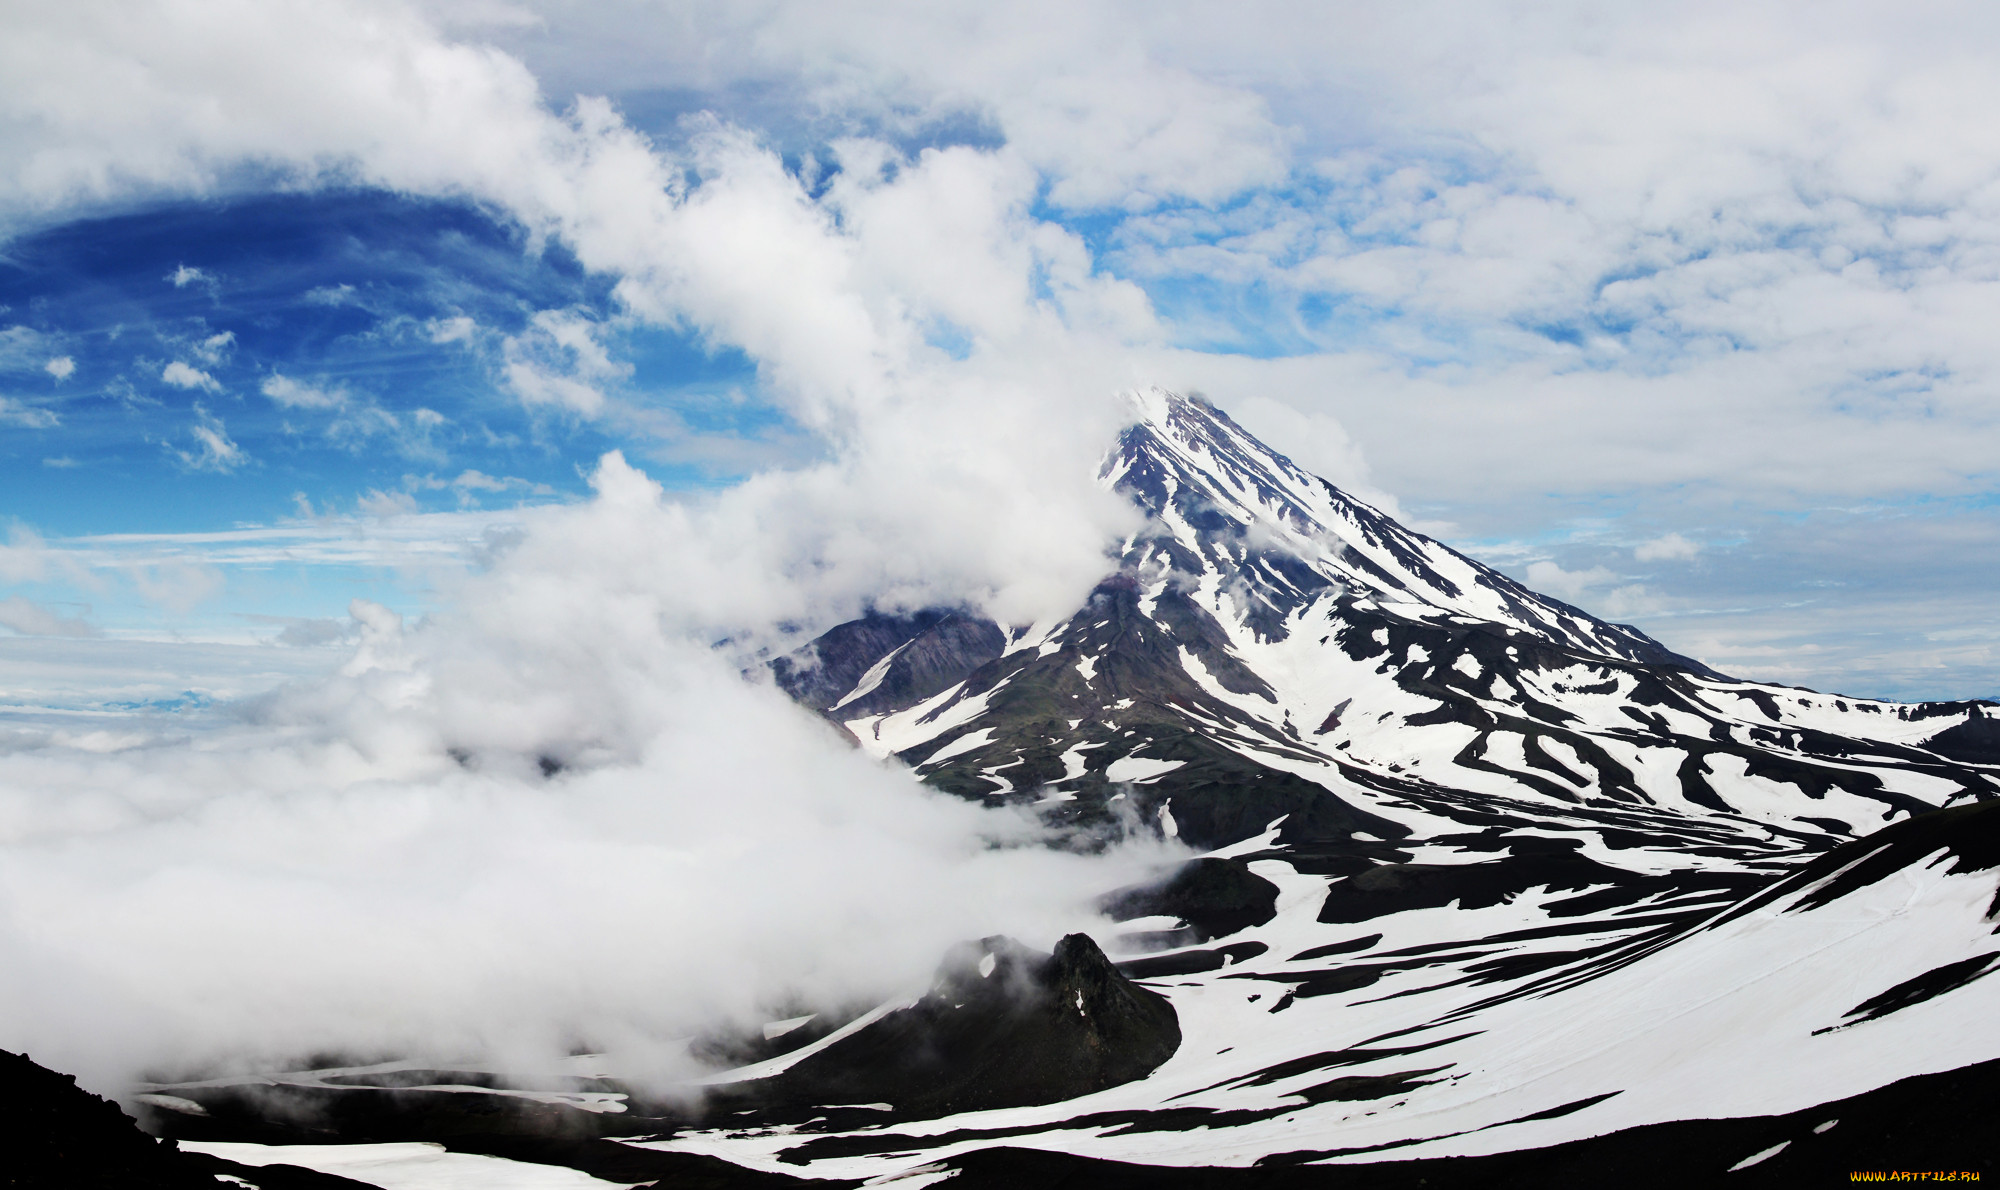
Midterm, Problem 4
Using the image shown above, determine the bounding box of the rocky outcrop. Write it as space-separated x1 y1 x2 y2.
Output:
734 933 1181 1118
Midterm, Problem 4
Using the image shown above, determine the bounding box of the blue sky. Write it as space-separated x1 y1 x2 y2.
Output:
4 1 2000 704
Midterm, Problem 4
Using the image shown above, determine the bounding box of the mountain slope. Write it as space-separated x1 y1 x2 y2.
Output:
142 390 2000 1184
784 389 1995 861
682 388 2000 1179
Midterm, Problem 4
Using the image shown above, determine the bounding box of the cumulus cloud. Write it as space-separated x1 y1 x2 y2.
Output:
1635 533 1700 562
304 283 356 305
1522 558 1655 620
406 469 556 508
428 314 476 343
1524 559 1619 602
1226 394 1404 520
356 488 421 518
0 458 1170 1093
44 356 74 380
192 331 234 365
161 360 218 391
0 0 1158 631
261 373 343 409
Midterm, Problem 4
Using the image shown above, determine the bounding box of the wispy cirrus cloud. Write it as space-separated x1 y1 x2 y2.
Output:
172 405 246 472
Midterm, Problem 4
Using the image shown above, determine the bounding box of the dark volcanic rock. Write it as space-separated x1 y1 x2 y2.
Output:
1704 796 2000 929
0 1048 374 1189
0 1048 215 1189
771 609 949 710
1100 856 1280 944
1925 709 2000 766
771 609 1005 719
1318 851 1639 924
145 1077 653 1147
736 933 1180 1118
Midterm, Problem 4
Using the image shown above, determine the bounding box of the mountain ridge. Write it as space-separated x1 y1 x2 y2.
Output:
779 388 1996 861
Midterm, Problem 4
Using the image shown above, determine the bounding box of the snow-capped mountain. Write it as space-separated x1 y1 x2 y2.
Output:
784 388 1995 857
721 389 2000 1179
136 390 2000 1185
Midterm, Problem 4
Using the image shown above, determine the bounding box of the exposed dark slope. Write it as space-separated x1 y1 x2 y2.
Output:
0 1048 372 1190
719 933 1180 1118
0 1048 216 1189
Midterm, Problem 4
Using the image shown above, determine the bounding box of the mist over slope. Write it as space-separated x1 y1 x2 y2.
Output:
0 441 1174 1095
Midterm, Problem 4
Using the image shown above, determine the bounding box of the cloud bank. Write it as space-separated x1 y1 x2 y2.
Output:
0 452 1171 1094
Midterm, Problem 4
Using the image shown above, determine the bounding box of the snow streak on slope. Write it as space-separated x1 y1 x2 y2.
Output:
1105 388 1696 667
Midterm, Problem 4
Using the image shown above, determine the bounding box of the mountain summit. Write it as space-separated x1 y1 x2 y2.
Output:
781 387 1995 859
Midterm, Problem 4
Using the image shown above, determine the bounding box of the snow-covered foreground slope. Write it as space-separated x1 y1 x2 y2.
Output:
632 800 2000 1181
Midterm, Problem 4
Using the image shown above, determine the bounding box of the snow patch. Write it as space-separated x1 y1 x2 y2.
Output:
1104 756 1184 783
180 1142 627 1189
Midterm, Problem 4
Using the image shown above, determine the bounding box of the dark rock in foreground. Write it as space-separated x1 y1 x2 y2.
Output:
0 1047 213 1189
0 1047 373 1189
726 932 1180 1118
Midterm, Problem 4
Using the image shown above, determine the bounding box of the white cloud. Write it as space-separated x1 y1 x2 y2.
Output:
261 373 344 409
44 356 74 380
193 331 234 364
1523 559 1620 603
0 596 98 637
127 560 224 614
0 397 57 428
0 526 51 583
357 488 421 518
1225 395 1402 521
0 467 1170 1092
264 374 448 461
174 406 245 472
167 265 208 288
500 309 627 417
161 360 218 391
411 469 555 507
1635 533 1700 562
467 0 1289 212
428 315 476 343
